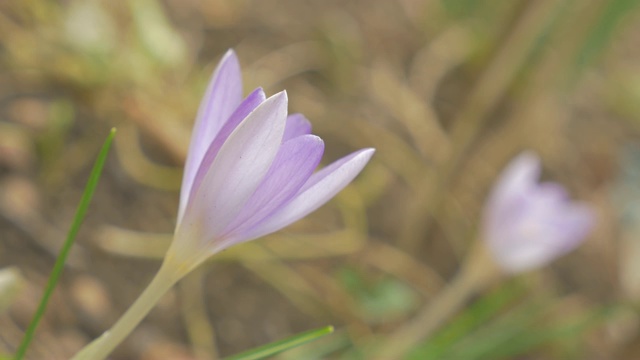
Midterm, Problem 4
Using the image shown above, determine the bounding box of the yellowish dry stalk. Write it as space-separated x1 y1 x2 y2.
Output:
399 0 564 251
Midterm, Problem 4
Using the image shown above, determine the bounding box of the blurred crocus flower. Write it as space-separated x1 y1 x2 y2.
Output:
378 153 594 359
166 50 375 273
482 152 594 274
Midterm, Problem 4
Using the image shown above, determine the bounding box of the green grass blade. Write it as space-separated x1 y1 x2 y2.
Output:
14 128 117 360
408 279 527 359
225 326 334 360
280 329 351 360
573 0 640 77
477 305 615 359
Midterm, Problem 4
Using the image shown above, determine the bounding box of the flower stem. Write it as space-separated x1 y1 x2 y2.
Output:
376 244 500 359
71 262 181 360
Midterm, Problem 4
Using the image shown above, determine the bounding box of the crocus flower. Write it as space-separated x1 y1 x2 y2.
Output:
377 153 594 359
482 152 594 274
166 49 375 274
71 49 374 360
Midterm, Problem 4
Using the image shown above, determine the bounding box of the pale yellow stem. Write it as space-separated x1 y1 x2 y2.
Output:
71 261 183 360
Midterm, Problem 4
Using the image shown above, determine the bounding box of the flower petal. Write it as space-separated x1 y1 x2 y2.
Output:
179 50 242 218
492 202 594 273
484 152 540 240
178 88 266 223
482 151 595 274
182 91 289 241
283 113 312 142
486 152 540 214
221 134 324 241
239 148 375 241
555 203 595 251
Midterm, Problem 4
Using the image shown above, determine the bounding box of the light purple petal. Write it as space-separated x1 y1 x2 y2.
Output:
283 113 312 142
237 148 375 242
179 50 243 220
535 201 594 254
486 152 540 216
555 203 595 251
491 203 593 273
221 134 325 240
182 92 289 242
483 151 595 274
487 182 566 246
484 152 541 244
178 88 266 223
490 236 557 274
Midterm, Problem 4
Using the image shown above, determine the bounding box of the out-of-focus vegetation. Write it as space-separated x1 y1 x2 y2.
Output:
1 0 640 359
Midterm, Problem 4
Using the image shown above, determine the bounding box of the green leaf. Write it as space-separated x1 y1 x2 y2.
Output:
574 0 640 76
337 266 418 323
279 329 351 360
14 128 116 360
413 281 617 360
225 326 334 360
475 305 615 359
408 279 527 359
440 298 550 359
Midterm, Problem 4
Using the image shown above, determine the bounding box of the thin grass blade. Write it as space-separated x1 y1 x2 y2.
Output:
225 326 334 360
14 128 116 360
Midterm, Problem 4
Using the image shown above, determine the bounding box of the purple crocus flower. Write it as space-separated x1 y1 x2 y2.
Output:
166 50 375 272
71 49 375 360
482 152 594 274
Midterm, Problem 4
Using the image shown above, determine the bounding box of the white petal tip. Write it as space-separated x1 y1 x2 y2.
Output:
358 148 376 161
216 50 241 76
306 134 324 144
274 90 288 101
265 91 288 110
222 49 238 61
514 151 540 169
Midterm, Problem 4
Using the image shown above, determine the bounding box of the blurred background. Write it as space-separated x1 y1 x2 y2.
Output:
1 0 640 359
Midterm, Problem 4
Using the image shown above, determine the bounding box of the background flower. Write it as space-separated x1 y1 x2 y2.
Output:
483 152 595 273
